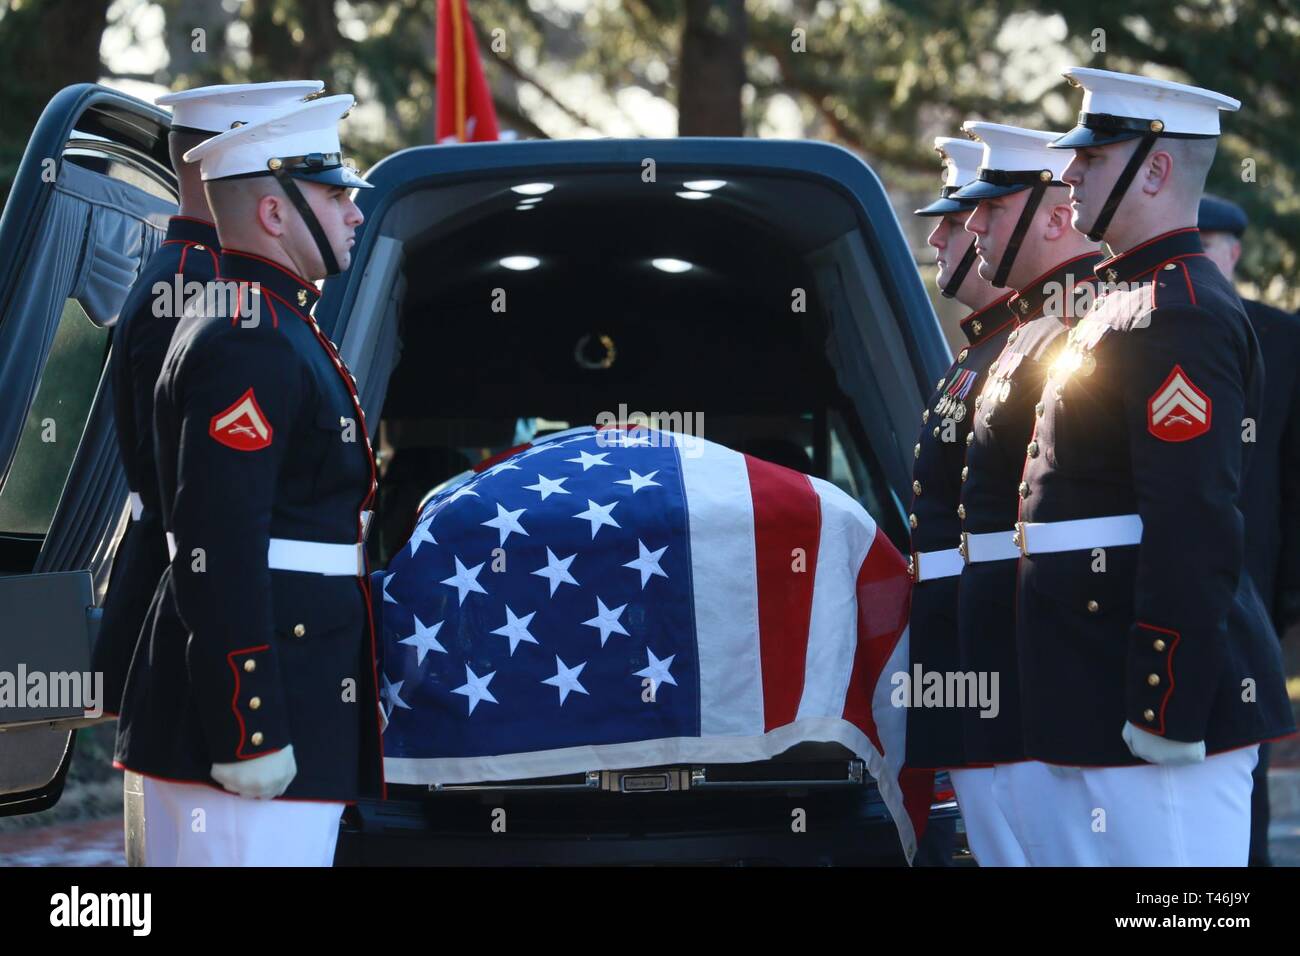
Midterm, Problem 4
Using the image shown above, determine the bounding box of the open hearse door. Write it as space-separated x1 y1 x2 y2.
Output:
0 84 177 817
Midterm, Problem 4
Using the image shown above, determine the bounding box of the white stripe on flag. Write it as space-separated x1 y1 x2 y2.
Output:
676 436 765 736
798 476 877 721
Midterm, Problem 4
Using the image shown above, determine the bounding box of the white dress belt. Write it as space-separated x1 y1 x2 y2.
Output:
166 533 365 575
1015 514 1143 556
961 529 1020 564
127 491 143 521
910 547 964 582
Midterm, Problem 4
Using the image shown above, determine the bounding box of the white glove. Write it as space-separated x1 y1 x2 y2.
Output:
211 744 298 799
1122 721 1206 766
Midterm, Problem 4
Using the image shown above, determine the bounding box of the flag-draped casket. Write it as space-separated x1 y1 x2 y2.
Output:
378 426 925 859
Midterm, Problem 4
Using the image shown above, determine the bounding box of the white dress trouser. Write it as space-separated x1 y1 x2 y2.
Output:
994 747 1258 866
141 776 345 866
949 766 1029 866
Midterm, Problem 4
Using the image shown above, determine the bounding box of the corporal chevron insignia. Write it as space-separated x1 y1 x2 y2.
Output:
1147 364 1211 441
208 387 273 451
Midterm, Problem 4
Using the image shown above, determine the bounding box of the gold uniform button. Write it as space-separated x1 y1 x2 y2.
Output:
957 504 966 519
1018 481 1030 499
914 443 921 459
913 480 922 495
293 623 306 638
1035 400 1045 417
961 466 969 482
243 659 256 673
933 426 940 438
937 377 946 390
957 348 969 363
1086 600 1099 613
194 244 206 251
1153 639 1166 652
965 431 975 447
1027 440 1039 458
909 514 918 529
922 408 930 424
251 732 264 746
972 320 983 335
1008 329 1020 345
1163 262 1178 271
249 697 262 710
1105 268 1119 282
975 395 983 409
1147 673 1161 687
1143 708 1155 722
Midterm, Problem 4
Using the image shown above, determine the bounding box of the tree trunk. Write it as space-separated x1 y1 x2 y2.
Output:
677 0 746 136
247 0 341 83
162 0 235 87
0 0 111 204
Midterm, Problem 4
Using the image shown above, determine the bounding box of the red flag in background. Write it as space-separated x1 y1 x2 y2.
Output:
436 0 501 143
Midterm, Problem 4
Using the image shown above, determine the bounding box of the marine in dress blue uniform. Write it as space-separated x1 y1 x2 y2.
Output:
1198 193 1300 864
114 95 384 866
950 123 1102 768
905 135 1015 780
1013 68 1294 865
94 82 322 719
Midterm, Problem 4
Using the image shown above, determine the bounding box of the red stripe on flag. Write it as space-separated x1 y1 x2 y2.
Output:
839 530 929 840
841 530 910 749
744 455 819 731
898 767 936 847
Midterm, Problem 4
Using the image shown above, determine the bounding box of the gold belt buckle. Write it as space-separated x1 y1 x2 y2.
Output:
907 553 919 583
1013 521 1029 557
958 532 970 565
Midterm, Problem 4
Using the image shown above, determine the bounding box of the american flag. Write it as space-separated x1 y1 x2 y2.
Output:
378 426 928 859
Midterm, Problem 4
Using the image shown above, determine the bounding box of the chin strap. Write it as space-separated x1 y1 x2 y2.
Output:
941 240 979 299
1087 132 1159 243
991 179 1050 289
270 168 341 277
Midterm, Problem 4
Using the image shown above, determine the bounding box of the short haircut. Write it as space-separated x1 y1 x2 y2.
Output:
167 129 212 175
1159 136 1218 195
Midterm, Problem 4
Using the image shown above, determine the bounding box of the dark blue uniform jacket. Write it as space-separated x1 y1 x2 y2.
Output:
1017 228 1294 765
115 249 386 802
95 217 219 716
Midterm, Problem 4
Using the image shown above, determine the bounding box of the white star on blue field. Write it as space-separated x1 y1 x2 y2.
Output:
379 429 698 759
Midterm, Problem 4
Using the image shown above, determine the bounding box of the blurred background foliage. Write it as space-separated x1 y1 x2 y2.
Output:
0 0 1294 305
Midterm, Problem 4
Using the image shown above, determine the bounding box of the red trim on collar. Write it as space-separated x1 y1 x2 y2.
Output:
221 249 318 292
1094 227 1201 274
1014 251 1104 298
973 312 1017 346
959 290 1016 343
1006 251 1104 315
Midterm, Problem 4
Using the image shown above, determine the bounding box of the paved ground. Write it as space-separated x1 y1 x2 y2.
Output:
0 817 124 867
